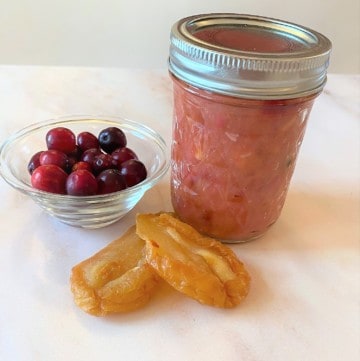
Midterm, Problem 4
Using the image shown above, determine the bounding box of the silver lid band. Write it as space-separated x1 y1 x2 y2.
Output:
169 14 332 99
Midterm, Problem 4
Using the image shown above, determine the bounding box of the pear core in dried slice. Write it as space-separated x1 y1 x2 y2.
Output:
70 225 160 316
136 213 250 308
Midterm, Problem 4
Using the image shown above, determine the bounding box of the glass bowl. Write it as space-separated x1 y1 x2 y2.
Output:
0 115 169 228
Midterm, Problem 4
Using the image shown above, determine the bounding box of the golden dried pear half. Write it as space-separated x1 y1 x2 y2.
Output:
136 213 250 308
70 226 160 316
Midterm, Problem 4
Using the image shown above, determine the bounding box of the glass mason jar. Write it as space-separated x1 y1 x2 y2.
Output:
168 14 331 242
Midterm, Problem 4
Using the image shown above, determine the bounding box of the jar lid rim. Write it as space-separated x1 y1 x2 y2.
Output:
168 13 332 99
177 13 331 58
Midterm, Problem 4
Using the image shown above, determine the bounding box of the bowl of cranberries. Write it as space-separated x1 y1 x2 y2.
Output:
0 116 169 228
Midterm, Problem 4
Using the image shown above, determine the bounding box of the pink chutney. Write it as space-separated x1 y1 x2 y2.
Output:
171 76 317 241
169 14 331 241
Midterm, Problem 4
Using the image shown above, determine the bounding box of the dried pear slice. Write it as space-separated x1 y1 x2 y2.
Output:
70 225 160 316
136 213 250 308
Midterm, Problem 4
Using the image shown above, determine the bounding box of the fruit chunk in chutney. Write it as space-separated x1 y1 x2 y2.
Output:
171 77 318 241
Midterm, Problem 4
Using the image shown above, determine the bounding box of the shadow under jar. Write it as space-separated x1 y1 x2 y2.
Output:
168 14 332 242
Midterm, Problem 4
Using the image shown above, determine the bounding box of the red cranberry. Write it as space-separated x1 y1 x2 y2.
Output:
120 159 147 187
68 145 82 161
111 147 138 168
98 127 127 154
72 161 92 173
97 169 127 194
66 169 98 196
77 131 99 152
65 145 82 173
39 149 68 170
46 127 76 154
92 153 113 174
65 156 77 174
31 165 67 194
81 148 102 164
28 151 43 175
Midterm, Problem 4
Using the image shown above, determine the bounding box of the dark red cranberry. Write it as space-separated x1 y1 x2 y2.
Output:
46 127 76 154
28 151 43 175
77 131 99 152
39 149 68 170
92 153 113 174
98 127 127 154
96 169 127 194
68 145 82 161
65 145 82 173
111 147 138 168
65 156 77 174
120 159 147 187
80 148 102 164
72 161 92 173
31 165 67 194
66 169 98 196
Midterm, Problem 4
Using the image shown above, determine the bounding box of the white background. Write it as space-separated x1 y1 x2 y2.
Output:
0 0 359 73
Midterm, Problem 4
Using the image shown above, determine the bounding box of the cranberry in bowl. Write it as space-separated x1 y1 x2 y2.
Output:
0 116 169 228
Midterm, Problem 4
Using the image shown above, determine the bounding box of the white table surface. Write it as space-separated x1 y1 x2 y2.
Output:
0 66 359 361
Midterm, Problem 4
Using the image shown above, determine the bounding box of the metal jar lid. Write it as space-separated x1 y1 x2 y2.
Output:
168 14 332 99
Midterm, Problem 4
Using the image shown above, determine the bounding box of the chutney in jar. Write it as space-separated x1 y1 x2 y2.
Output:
168 14 331 241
